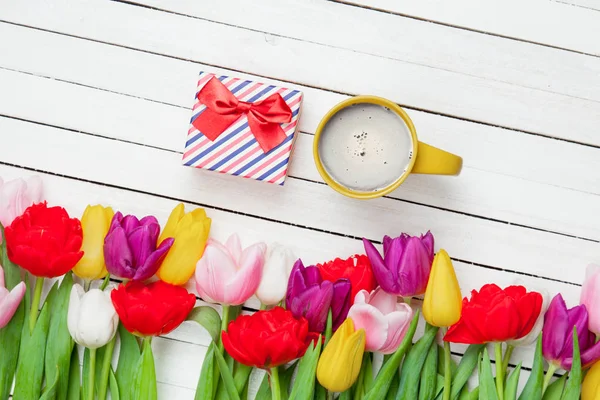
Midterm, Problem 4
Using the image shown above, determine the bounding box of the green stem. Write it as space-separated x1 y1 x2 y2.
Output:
443 338 452 400
327 392 334 400
88 348 97 400
270 367 281 400
542 363 559 395
354 352 368 400
100 275 110 291
495 343 505 400
260 303 268 311
29 276 44 333
97 335 117 400
84 280 92 291
502 345 514 376
217 305 230 354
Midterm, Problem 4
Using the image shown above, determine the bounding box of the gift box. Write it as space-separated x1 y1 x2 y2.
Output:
182 71 303 185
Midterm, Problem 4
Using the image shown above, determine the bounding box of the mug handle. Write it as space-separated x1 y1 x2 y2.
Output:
411 142 462 175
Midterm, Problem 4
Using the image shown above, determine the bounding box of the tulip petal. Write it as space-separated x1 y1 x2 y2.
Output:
225 234 243 265
134 237 173 281
581 265 600 335
128 224 158 268
378 303 413 354
363 238 396 294
331 279 352 330
348 303 388 352
104 227 135 279
515 292 543 339
563 304 591 360
368 287 397 315
581 341 600 369
484 296 521 342
195 242 237 304
0 281 26 329
223 243 265 305
67 284 84 341
397 237 432 296
290 284 333 333
159 203 184 244
543 294 570 361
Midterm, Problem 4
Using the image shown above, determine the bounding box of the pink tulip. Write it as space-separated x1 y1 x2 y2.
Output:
0 176 43 228
581 264 600 334
347 287 413 354
195 234 266 305
0 264 27 329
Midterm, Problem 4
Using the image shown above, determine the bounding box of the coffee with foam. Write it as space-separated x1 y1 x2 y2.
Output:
317 103 413 193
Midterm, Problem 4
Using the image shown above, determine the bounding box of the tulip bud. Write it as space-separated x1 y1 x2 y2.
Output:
583 359 600 400
0 264 26 329
67 284 118 349
316 318 366 392
73 205 115 281
156 203 211 286
581 264 600 335
422 249 462 328
0 176 43 228
255 243 296 306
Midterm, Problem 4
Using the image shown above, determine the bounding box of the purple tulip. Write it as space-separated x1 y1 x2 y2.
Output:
103 212 174 281
285 259 351 333
363 231 434 297
542 293 600 369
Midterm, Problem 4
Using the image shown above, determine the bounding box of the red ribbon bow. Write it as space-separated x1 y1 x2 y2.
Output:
192 77 293 153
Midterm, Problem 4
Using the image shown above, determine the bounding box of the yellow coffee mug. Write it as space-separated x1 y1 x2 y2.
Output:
313 96 462 199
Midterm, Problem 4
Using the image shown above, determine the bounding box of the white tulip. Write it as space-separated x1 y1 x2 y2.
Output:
67 284 119 349
255 243 296 306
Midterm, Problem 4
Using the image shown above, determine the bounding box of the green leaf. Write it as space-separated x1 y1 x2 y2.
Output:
362 352 374 395
451 344 485 399
45 272 75 400
419 337 439 400
363 310 420 400
195 342 216 400
438 344 458 377
478 349 499 400
83 348 92 400
519 336 544 400
109 368 120 400
562 327 581 400
187 306 222 342
13 302 52 399
339 390 352 400
280 361 298 399
289 339 322 400
315 382 327 400
132 338 157 400
255 372 271 400
116 323 141 400
324 310 333 347
214 345 241 400
233 363 253 394
542 375 566 400
385 373 399 400
459 387 479 400
504 363 522 400
433 373 445 399
0 234 26 400
40 366 60 400
67 346 81 400
396 326 439 400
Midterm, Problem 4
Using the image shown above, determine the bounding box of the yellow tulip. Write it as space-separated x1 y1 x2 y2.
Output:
156 203 211 285
422 249 462 327
583 360 600 400
316 318 366 392
73 205 115 281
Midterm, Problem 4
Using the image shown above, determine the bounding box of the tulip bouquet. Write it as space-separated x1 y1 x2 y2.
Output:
0 173 599 400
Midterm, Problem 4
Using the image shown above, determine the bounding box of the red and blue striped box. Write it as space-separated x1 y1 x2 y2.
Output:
182 72 303 185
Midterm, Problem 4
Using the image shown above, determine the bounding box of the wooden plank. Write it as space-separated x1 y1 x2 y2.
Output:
0 117 595 285
1 0 600 146
555 0 600 11
337 0 600 56
1 64 599 241
127 0 600 103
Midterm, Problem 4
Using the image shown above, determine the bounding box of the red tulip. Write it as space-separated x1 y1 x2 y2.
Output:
317 254 376 303
5 202 83 278
111 280 196 336
444 284 543 344
222 306 319 369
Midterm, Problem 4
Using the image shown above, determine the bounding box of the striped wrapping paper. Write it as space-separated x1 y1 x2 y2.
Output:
182 72 303 185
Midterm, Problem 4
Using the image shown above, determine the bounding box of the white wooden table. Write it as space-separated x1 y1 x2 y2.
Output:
1 0 600 397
